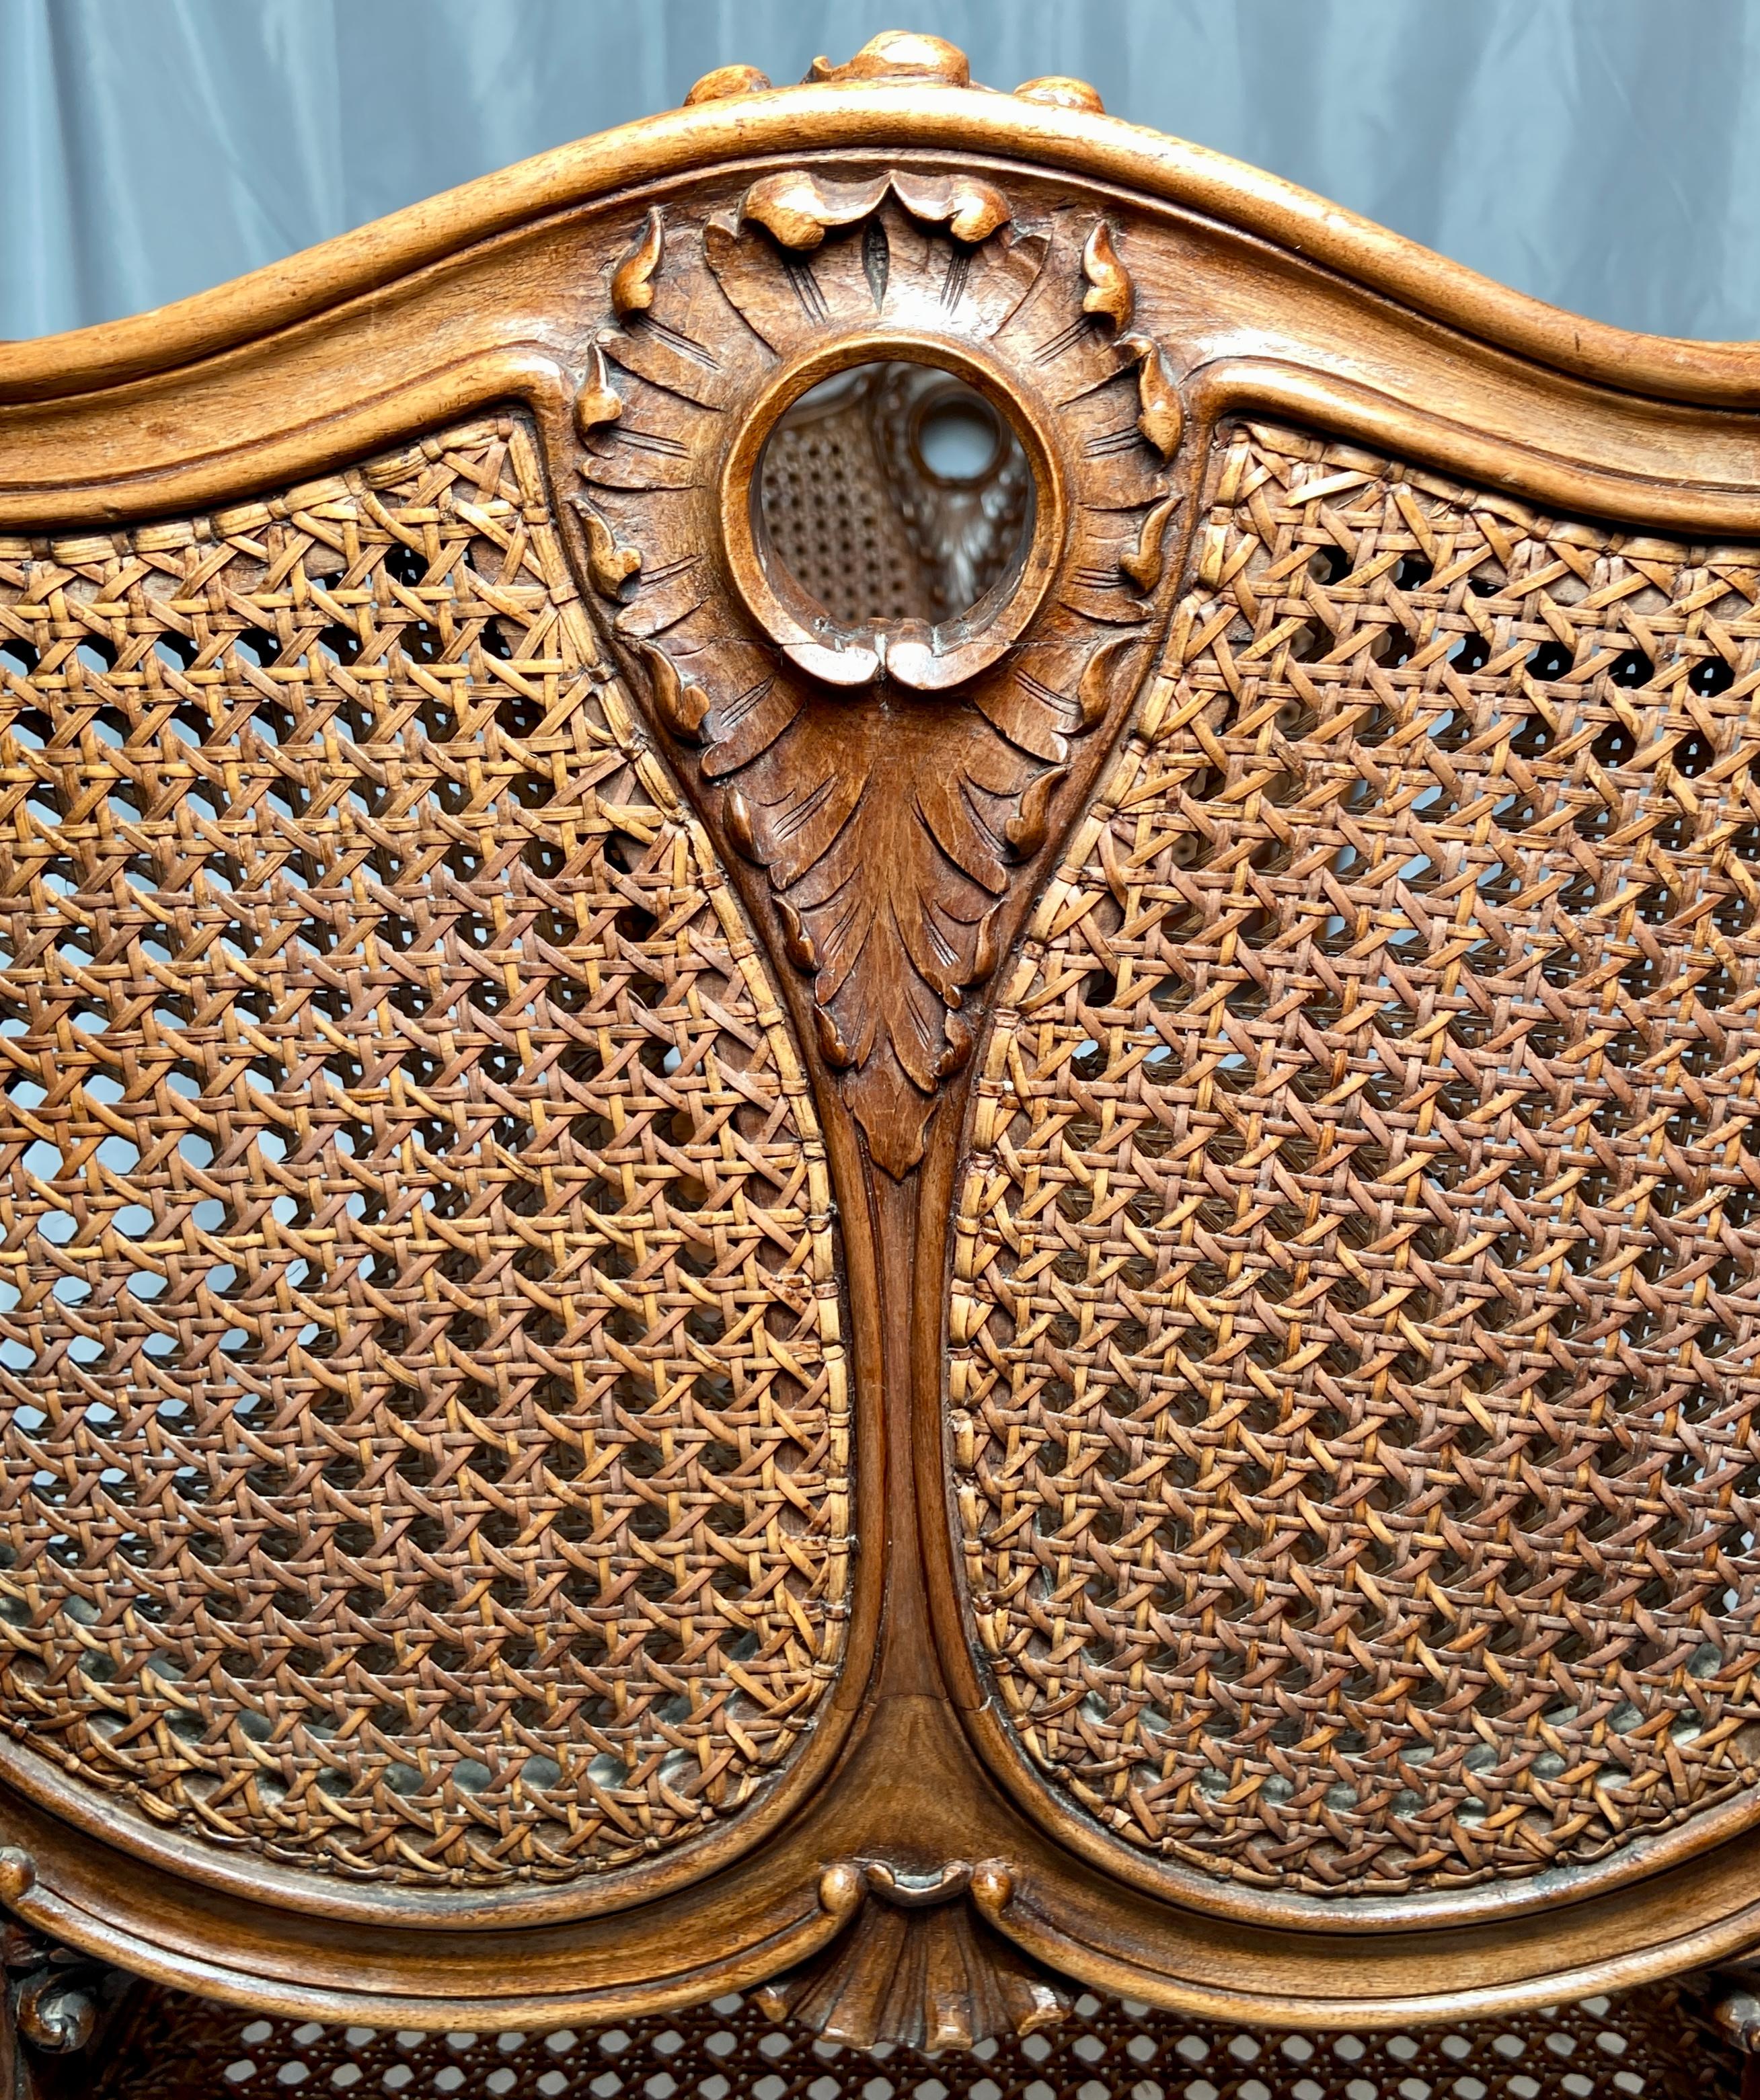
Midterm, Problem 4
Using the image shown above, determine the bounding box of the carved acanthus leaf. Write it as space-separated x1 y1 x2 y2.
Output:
755 1861 1068 2055
576 500 641 598
741 169 1012 251
610 207 664 319
1119 330 1184 458
575 176 1186 1173
574 341 623 436
636 640 710 741
1122 493 1183 594
1080 220 1135 331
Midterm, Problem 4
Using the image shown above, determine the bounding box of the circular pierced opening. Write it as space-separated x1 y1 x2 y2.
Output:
755 360 1036 634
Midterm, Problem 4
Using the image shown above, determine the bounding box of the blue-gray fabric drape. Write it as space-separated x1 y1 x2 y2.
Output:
3 0 1758 344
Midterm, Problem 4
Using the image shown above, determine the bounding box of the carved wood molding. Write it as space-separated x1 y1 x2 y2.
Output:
0 1851 115 2099
754 1860 1068 2054
576 167 1184 1172
7 20 1760 2056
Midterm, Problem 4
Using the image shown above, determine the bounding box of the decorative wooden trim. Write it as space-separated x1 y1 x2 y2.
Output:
1 22 1760 2052
5 40 1758 415
577 164 1179 1169
753 1861 1069 2054
0 1853 118 2100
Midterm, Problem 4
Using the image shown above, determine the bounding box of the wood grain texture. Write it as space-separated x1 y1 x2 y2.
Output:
4 24 1760 2062
579 167 1174 1171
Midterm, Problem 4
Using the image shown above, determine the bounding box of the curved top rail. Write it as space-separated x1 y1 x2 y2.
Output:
1 49 1757 412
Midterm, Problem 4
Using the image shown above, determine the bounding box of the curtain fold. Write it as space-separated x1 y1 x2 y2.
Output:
1 0 1757 342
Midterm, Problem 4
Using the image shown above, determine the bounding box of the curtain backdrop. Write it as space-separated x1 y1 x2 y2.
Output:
3 0 1759 344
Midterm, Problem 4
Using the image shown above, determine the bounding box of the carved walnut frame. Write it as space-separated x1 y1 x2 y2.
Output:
4 28 1760 2055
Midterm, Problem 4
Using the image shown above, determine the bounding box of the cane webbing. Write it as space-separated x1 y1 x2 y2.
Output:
760 376 936 629
87 1980 1732 2100
759 363 1032 630
952 420 1760 1896
0 416 849 1888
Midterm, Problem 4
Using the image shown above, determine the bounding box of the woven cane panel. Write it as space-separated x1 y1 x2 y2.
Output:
87 1982 1732 2100
759 364 1032 629
760 379 936 629
0 416 850 1887
950 419 1760 1896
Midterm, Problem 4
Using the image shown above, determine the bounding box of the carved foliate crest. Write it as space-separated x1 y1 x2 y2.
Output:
574 171 1186 1172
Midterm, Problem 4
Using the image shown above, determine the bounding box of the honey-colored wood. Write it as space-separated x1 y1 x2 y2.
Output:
3 28 1760 2083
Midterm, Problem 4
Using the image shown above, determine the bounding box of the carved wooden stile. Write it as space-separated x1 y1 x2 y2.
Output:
0 26 1759 2093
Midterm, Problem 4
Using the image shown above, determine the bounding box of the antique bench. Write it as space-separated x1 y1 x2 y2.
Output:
0 31 1755 2098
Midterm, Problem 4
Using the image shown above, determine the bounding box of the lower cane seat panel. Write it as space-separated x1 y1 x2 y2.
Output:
0 416 851 1893
87 1976 1740 2100
950 418 1760 1900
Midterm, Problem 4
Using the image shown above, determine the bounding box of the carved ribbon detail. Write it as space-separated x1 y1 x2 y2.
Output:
575 174 1186 1172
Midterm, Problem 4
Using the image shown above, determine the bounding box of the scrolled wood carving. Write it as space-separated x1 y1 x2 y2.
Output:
754 1859 1068 2054
18 20 1760 2052
0 1860 112 2097
576 173 1185 1173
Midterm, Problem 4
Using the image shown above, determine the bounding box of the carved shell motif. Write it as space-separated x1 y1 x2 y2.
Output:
755 1861 1068 2055
574 170 1184 1173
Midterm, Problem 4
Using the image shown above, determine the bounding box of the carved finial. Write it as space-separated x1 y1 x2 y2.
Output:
611 207 664 320
1015 75 1104 112
755 1859 1069 2055
685 63 771 104
807 32 970 87
0 1854 33 1906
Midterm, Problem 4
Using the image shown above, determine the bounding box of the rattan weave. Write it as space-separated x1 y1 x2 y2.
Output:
758 361 1032 630
760 371 937 628
87 1980 1734 2100
951 420 1760 1895
0 416 850 1887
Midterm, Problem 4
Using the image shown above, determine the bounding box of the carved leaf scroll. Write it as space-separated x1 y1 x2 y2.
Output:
754 1860 1068 2054
576 180 1185 1173
741 169 1013 251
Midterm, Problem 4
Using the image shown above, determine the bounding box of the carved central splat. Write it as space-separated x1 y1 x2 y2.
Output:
573 169 1184 1172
